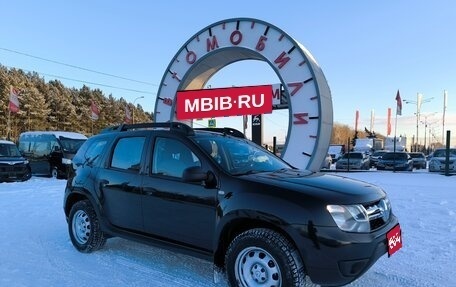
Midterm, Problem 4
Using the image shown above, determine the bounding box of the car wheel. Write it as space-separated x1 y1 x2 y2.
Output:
51 166 59 179
225 228 305 287
21 167 32 182
68 200 106 253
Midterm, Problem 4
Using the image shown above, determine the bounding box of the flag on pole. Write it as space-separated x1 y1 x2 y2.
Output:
395 90 402 115
387 108 392 136
90 100 100 120
355 110 359 131
124 105 132 124
9 86 20 113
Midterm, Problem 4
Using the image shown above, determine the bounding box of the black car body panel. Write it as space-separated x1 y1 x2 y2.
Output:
0 140 32 182
64 122 400 286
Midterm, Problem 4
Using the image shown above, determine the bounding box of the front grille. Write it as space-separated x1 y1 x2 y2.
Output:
364 199 390 231
0 162 29 178
0 165 27 172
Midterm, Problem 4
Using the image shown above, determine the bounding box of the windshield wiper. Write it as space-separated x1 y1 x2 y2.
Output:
233 169 264 176
273 168 290 173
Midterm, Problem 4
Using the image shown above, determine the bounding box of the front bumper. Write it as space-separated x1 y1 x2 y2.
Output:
288 215 399 286
0 163 32 182
429 161 455 172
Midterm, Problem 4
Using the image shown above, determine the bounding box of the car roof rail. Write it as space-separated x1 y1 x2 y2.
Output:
100 122 195 135
195 127 246 138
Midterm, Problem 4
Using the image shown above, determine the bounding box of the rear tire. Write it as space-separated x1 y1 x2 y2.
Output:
68 200 106 253
51 166 59 179
225 228 305 287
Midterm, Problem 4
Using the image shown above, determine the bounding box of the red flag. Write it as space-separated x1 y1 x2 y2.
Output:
387 108 392 135
124 105 132 124
355 110 359 131
9 86 20 113
90 100 100 120
395 90 402 115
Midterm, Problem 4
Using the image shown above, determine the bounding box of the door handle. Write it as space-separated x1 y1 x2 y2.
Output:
99 179 109 188
144 188 158 196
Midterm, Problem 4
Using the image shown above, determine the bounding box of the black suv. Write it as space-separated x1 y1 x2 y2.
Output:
64 122 401 286
0 140 32 182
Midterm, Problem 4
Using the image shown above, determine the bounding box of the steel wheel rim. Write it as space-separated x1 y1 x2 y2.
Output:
235 246 282 287
72 210 91 245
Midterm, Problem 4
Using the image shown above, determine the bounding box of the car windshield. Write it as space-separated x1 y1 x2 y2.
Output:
341 153 363 159
409 153 424 159
194 135 293 175
59 137 86 153
432 149 456 157
382 153 407 160
0 143 22 157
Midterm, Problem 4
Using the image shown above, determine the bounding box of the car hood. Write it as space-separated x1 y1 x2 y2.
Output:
379 159 408 163
0 156 28 163
240 169 385 204
337 158 363 163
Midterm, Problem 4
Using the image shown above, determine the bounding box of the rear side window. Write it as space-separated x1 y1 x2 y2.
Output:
84 139 108 166
72 137 108 167
111 137 145 171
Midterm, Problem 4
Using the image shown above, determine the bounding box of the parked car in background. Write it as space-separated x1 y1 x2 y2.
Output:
0 140 32 182
370 150 388 168
408 152 427 169
328 144 345 163
376 152 413 171
321 153 332 169
428 148 456 172
18 131 87 179
335 152 370 170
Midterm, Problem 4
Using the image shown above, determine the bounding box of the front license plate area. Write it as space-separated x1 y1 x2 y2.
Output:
386 224 402 257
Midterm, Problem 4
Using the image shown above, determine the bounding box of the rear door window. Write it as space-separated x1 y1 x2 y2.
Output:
111 137 145 172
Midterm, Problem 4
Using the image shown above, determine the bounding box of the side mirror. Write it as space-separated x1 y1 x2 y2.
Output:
183 166 217 188
183 166 208 182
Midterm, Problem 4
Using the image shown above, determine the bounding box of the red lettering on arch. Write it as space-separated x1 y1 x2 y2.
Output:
256 36 267 51
171 72 181 82
206 36 219 52
186 51 197 64
230 30 242 45
293 113 309 124
274 52 290 69
163 98 173 106
288 82 304 96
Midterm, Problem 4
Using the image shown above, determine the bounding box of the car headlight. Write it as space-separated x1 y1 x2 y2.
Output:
62 158 72 165
24 160 29 165
327 204 370 232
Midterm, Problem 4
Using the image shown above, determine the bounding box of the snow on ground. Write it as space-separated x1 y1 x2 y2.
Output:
0 170 454 287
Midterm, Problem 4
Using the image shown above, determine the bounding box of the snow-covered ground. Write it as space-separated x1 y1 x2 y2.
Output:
0 170 454 287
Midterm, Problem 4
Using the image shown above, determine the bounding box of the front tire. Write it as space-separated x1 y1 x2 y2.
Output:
225 228 305 287
68 200 106 253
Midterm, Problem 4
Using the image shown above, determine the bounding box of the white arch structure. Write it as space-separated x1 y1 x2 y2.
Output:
154 18 333 171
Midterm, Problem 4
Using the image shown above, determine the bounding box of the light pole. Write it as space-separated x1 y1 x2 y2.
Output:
403 93 433 151
420 112 437 154
132 96 144 124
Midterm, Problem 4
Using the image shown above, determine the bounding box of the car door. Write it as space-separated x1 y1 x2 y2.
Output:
96 135 147 231
141 136 218 251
